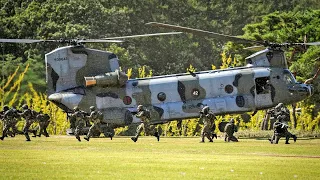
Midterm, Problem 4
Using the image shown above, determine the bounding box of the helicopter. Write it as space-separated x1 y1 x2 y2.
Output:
1 22 318 138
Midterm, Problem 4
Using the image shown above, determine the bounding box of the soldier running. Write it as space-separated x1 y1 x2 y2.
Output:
70 106 86 142
199 106 216 143
0 105 15 140
84 106 106 141
131 105 160 142
224 118 239 142
35 112 51 137
18 104 37 141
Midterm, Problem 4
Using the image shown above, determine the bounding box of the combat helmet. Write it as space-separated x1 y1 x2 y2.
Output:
201 106 210 114
275 103 284 110
73 106 79 111
137 105 144 111
2 105 9 111
90 106 95 111
229 118 235 123
22 104 28 109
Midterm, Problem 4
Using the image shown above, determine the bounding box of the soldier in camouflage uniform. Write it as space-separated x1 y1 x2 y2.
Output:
18 104 36 141
0 105 12 140
0 105 9 120
35 112 51 137
199 106 215 143
70 106 86 142
84 106 105 141
224 118 238 142
269 103 297 144
131 105 160 142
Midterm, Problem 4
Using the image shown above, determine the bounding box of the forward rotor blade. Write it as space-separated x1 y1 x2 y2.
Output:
146 22 261 44
103 32 183 40
78 39 123 43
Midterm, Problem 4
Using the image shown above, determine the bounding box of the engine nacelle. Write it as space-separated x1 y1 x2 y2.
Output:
100 107 133 126
85 69 128 87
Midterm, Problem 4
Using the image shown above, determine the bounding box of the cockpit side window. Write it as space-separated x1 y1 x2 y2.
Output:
283 70 296 85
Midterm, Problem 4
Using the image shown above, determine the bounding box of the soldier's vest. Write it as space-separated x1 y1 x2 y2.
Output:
200 115 211 127
224 123 235 135
37 114 49 122
73 111 85 122
137 110 150 123
23 109 33 120
90 111 103 124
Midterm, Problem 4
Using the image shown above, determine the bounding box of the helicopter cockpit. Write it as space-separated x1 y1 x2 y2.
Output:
283 69 296 85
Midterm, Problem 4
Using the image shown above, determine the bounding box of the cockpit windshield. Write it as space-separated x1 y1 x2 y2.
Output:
283 70 296 85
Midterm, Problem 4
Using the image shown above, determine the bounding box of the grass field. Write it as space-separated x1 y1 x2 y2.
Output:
0 135 319 180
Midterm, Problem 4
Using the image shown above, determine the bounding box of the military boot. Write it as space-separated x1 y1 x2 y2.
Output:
200 137 205 143
76 136 81 142
293 135 297 143
26 139 31 142
0 136 4 140
154 132 160 141
84 137 90 141
212 133 218 139
32 130 37 137
131 137 137 142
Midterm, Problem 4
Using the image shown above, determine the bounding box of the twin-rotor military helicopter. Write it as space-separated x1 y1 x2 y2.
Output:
1 22 318 137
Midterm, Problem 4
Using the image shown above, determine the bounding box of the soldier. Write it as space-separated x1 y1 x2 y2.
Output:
35 112 51 137
224 118 238 142
0 105 9 119
84 106 106 141
18 104 37 141
0 105 11 140
274 103 290 122
269 104 297 144
131 105 160 142
70 106 86 142
199 106 215 143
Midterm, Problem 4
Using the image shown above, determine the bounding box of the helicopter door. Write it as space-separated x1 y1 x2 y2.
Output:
254 76 273 108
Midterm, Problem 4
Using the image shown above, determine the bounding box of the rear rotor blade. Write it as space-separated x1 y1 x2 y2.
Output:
146 22 261 44
294 42 320 46
0 39 55 43
103 32 183 40
243 45 266 51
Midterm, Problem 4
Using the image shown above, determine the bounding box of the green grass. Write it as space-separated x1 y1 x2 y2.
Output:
0 136 319 180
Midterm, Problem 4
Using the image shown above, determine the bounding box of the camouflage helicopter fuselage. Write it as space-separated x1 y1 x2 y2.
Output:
47 46 313 127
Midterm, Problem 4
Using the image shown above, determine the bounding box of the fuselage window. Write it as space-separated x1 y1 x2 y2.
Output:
255 77 270 94
157 92 166 102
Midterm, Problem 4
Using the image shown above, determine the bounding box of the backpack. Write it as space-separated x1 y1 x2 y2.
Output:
144 109 151 119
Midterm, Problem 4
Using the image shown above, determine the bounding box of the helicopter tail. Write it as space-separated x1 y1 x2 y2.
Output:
45 46 120 95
